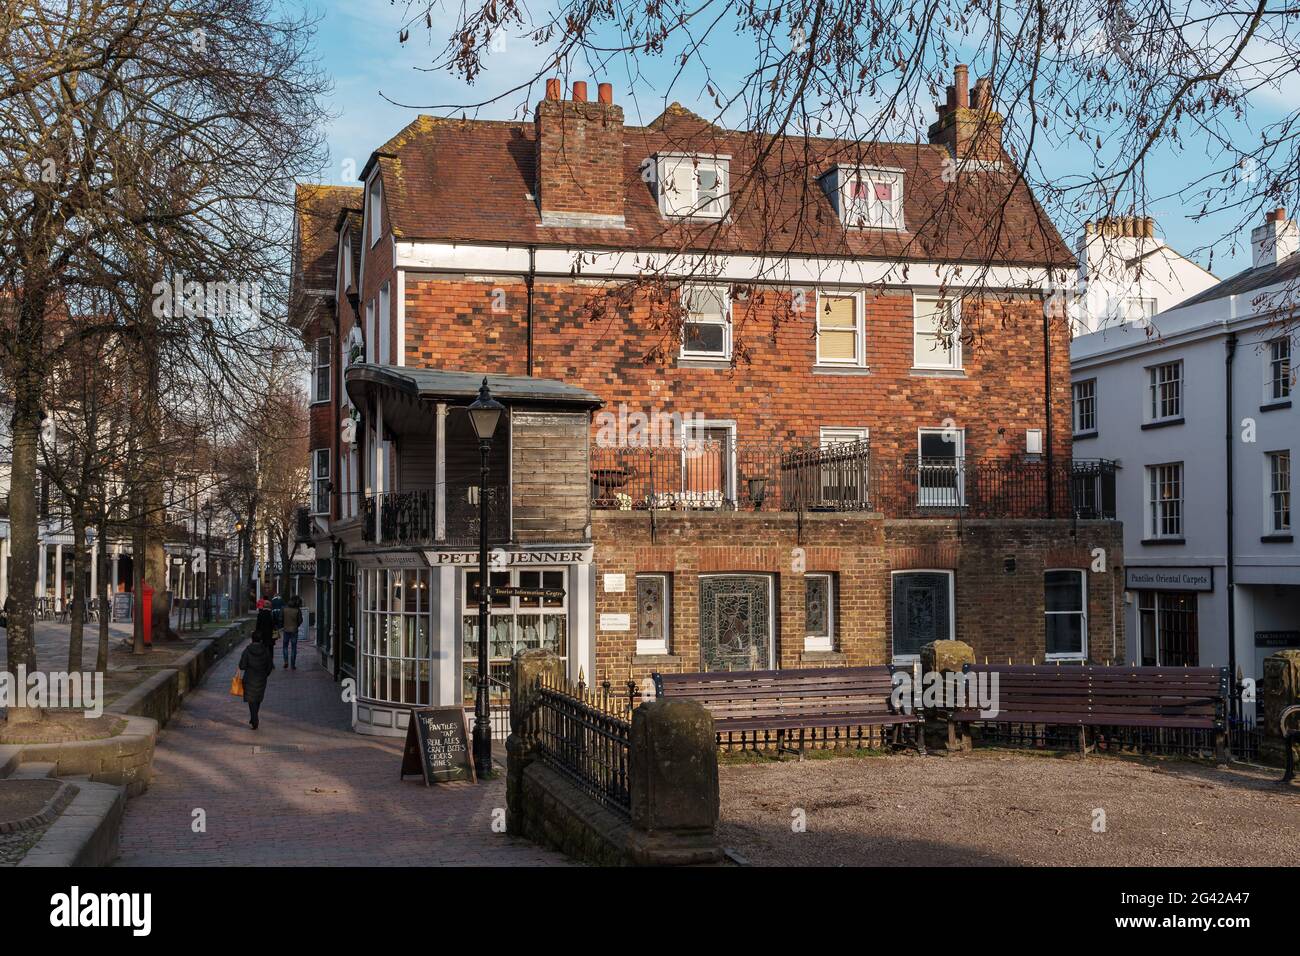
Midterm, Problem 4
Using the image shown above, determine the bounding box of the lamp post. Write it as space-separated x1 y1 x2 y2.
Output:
234 520 245 616
201 502 214 622
467 378 504 779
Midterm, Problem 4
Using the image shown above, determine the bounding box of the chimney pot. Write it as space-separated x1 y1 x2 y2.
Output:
572 81 587 101
545 78 561 100
598 82 613 104
954 65 970 108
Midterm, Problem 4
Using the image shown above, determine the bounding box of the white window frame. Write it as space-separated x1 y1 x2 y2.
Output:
656 154 730 220
365 300 375 364
1044 568 1088 661
1146 462 1184 539
312 336 332 404
378 281 391 365
841 167 905 231
814 290 866 367
917 426 965 507
679 285 732 360
679 419 738 506
367 176 383 247
1267 450 1291 534
1268 336 1292 402
1125 297 1157 322
635 573 671 656
1072 379 1097 435
889 569 955 664
310 448 330 516
912 295 962 370
803 572 835 652
1146 360 1183 422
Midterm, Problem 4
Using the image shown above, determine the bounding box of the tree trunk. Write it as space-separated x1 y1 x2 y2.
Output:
5 386 42 723
96 515 110 673
67 509 86 671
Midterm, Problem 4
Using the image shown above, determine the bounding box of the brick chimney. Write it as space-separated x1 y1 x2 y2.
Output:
928 66 1004 164
534 78 625 227
1250 207 1298 270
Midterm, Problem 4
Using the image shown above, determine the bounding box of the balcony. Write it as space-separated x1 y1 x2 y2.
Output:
590 441 1117 520
361 484 510 547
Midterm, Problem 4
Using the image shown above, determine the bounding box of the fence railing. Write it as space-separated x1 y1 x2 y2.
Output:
522 670 633 818
591 441 1117 520
361 484 508 545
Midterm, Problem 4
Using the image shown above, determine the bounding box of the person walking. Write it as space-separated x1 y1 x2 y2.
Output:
253 600 277 661
281 595 303 670
237 637 273 729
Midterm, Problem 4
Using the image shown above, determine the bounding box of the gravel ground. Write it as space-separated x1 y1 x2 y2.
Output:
719 750 1300 866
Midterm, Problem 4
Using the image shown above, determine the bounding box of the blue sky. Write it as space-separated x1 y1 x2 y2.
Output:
310 1 1287 276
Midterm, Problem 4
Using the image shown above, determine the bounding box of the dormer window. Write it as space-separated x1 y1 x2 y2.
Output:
367 177 383 246
657 154 729 220
822 166 904 230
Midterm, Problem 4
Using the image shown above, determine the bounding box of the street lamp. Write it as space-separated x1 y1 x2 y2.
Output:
234 520 245 616
467 377 504 779
201 502 214 622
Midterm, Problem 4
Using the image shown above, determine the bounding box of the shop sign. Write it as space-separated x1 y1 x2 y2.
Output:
1124 566 1214 592
400 707 475 785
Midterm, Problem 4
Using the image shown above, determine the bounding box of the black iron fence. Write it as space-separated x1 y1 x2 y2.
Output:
522 670 633 818
361 484 508 545
591 440 1117 520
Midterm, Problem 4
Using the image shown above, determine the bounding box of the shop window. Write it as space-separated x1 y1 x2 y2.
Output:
463 568 568 699
1138 591 1199 666
357 567 432 706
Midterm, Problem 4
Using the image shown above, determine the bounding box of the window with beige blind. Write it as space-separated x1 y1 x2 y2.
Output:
816 292 863 366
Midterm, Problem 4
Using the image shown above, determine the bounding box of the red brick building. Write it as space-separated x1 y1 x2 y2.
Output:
292 71 1122 737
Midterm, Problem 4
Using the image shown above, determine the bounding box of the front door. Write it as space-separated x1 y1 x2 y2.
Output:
699 574 773 671
891 570 953 661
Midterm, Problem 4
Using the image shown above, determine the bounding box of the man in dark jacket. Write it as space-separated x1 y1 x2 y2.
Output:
238 639 273 729
281 596 303 670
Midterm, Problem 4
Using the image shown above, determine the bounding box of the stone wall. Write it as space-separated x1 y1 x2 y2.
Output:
507 649 724 866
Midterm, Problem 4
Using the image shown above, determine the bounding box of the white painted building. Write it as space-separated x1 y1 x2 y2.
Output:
1070 209 1298 704
1069 216 1219 336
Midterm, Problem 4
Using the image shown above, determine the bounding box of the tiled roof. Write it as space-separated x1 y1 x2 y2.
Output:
1173 251 1300 310
346 364 604 409
364 107 1073 269
293 184 363 294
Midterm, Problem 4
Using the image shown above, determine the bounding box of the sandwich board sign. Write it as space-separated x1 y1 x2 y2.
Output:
400 707 476 785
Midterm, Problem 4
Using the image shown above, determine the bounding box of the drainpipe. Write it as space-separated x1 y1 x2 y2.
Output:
1043 307 1054 515
1224 329 1239 727
526 246 536 376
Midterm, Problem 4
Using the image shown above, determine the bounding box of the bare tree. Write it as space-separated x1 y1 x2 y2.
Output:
0 0 329 721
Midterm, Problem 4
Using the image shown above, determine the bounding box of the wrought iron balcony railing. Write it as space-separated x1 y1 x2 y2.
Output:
361 484 509 546
590 441 1117 520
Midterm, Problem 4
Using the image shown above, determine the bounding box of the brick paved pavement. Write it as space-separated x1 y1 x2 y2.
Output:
116 641 570 866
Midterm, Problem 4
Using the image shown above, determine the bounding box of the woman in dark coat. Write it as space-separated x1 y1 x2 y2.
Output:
238 638 273 729
253 605 277 655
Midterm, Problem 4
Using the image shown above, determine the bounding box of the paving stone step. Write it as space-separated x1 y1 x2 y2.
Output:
8 763 57 780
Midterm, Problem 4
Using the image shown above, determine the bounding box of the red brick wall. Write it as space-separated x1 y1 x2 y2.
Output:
590 512 1124 687
534 98 626 219
404 275 1073 464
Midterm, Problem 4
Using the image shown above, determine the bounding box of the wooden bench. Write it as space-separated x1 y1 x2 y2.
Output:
950 663 1229 757
652 666 923 757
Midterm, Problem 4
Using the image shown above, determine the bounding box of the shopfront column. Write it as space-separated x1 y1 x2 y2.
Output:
0 537 9 606
89 541 98 600
54 543 64 611
111 548 120 593
37 542 47 599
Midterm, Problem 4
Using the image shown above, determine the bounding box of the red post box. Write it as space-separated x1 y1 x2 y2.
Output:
141 582 154 646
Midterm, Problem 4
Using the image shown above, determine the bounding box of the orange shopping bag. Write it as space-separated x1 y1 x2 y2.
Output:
230 671 245 697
